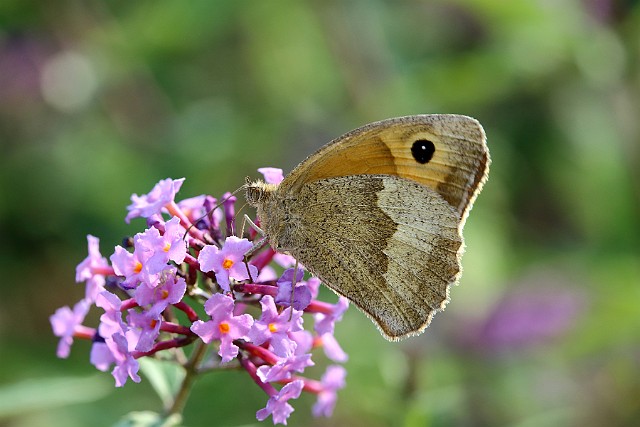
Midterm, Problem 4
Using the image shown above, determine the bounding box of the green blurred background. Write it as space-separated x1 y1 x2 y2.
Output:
1 1 639 426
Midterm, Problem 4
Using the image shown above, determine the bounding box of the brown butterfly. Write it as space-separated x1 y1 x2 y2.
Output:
246 115 490 340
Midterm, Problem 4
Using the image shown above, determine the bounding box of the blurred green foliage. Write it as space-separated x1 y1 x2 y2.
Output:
1 0 638 426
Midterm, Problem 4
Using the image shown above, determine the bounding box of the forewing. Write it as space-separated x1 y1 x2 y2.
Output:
280 114 489 221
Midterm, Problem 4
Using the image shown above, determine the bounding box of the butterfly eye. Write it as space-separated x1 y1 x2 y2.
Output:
411 139 435 164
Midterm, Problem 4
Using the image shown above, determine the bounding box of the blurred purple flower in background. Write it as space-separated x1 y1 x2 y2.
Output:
460 271 585 352
0 37 48 116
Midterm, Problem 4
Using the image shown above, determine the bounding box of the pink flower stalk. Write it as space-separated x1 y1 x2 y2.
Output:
51 175 348 425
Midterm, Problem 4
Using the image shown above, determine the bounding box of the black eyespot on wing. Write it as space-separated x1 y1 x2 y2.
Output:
411 139 435 164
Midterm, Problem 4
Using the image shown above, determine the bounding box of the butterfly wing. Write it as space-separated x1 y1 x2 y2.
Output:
281 114 489 223
275 174 462 340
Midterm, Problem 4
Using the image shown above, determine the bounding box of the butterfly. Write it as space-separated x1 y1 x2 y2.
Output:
246 115 490 340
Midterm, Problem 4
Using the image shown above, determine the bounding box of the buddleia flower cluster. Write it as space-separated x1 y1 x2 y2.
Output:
50 171 348 425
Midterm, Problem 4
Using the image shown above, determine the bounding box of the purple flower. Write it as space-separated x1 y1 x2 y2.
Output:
288 330 313 355
90 340 114 372
56 175 352 421
126 177 185 223
312 365 346 418
126 310 161 352
257 354 314 383
106 333 141 387
319 333 348 363
275 268 312 311
315 297 349 335
258 167 284 185
222 192 237 234
256 380 304 425
190 293 253 363
273 253 297 268
473 285 584 351
95 291 127 341
132 226 163 265
198 236 258 292
257 265 278 281
110 245 149 289
75 235 110 302
305 277 321 300
249 295 303 357
202 195 223 231
140 217 187 275
50 299 90 358
177 195 207 222
134 269 186 317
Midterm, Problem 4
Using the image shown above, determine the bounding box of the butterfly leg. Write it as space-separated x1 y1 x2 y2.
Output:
242 214 264 237
242 214 269 282
288 259 300 321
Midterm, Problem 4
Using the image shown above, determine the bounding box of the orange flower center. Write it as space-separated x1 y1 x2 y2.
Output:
163 242 171 252
134 261 143 274
268 323 278 333
219 322 230 334
149 319 158 328
222 258 234 270
161 290 169 299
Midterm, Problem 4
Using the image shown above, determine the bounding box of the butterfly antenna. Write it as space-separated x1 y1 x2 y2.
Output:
182 185 245 242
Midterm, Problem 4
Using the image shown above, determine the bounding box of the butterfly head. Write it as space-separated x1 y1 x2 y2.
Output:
244 177 279 207
244 177 287 250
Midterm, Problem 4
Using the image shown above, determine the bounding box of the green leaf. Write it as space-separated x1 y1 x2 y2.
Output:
138 358 185 409
114 411 182 427
0 375 111 418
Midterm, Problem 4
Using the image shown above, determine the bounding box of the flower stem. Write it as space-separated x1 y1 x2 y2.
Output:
238 353 277 397
173 301 199 322
235 283 278 296
165 339 208 416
